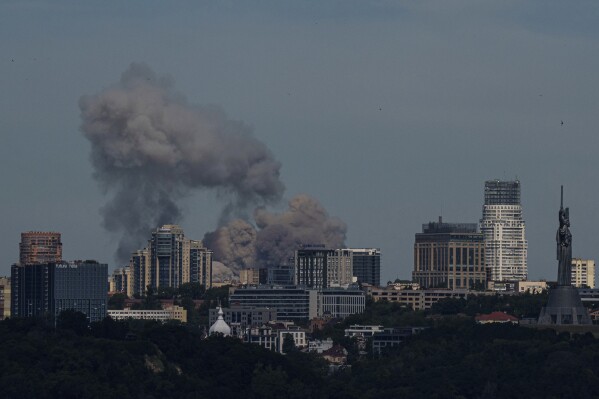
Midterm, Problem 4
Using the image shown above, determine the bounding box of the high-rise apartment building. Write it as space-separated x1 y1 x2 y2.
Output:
480 180 528 282
295 246 331 289
129 225 213 295
412 218 486 290
19 232 62 265
294 246 380 288
151 224 186 288
350 248 381 286
130 248 150 297
109 267 130 294
571 258 595 288
11 261 107 322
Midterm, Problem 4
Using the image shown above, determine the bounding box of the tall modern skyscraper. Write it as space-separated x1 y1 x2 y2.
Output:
128 225 213 295
413 217 486 289
151 224 186 288
19 232 62 265
480 180 528 282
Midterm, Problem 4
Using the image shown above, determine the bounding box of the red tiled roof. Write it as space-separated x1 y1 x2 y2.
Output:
475 311 519 322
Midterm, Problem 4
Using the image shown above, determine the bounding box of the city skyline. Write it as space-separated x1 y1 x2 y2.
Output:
2 2 599 283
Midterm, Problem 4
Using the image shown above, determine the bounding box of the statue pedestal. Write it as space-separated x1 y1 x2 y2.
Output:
538 286 591 325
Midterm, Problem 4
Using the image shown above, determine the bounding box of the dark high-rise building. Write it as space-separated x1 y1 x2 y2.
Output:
130 248 150 297
413 217 486 290
11 261 108 323
351 249 381 286
11 263 51 318
267 264 294 285
19 231 62 265
151 225 185 288
294 246 332 289
53 261 107 322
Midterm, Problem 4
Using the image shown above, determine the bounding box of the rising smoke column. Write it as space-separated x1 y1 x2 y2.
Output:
204 194 348 271
80 63 285 262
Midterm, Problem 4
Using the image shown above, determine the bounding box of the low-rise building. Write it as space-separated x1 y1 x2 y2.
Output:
370 287 469 310
321 345 348 365
475 312 518 324
307 338 334 354
515 281 547 294
371 327 426 356
229 285 365 322
108 305 187 323
208 306 277 328
245 323 307 354
344 324 385 338
319 287 365 318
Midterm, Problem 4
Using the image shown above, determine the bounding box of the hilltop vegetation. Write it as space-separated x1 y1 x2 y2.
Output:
2 293 599 398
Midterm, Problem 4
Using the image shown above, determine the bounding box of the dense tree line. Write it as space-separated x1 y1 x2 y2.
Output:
3 292 599 398
0 316 326 399
2 314 599 398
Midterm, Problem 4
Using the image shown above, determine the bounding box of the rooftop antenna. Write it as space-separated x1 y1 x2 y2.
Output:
560 185 564 209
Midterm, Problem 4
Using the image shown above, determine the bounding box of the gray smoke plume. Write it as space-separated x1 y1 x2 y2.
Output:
80 63 285 262
204 194 347 271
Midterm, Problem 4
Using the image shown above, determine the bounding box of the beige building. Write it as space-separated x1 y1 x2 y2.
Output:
0 277 10 320
370 287 470 311
108 305 187 323
571 258 595 288
413 218 486 290
515 280 547 294
240 268 263 285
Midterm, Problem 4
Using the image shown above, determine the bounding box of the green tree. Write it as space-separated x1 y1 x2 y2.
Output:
56 309 88 335
108 293 127 310
282 333 296 354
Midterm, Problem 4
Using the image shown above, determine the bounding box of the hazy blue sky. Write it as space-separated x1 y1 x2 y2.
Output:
2 1 599 283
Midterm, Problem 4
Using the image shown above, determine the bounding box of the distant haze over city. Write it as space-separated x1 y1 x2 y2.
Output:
2 1 599 283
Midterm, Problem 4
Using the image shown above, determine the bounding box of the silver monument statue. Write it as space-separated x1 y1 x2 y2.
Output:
538 186 591 325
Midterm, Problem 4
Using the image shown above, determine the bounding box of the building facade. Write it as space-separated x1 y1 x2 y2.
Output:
19 231 62 265
295 246 371 289
0 277 11 320
239 268 267 285
294 246 331 289
129 225 213 295
413 218 486 290
11 261 108 323
109 267 130 294
571 258 595 288
350 248 381 286
318 287 365 318
229 285 365 321
229 286 318 322
370 287 470 311
52 261 108 323
480 180 528 282
208 306 277 328
108 305 187 323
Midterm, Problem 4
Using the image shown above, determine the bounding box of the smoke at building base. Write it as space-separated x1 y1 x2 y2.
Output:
204 194 347 273
80 63 346 269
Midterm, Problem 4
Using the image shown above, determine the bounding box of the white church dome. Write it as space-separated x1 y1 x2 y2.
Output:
209 307 231 336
